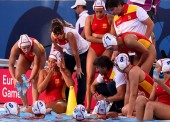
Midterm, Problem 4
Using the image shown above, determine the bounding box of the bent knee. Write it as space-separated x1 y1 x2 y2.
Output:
121 106 128 116
145 101 154 110
55 101 67 113
136 96 148 106
15 75 22 82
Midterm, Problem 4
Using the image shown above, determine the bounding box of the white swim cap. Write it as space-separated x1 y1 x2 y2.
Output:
162 59 170 73
32 100 46 115
18 34 32 48
93 0 106 10
73 104 87 121
157 58 170 67
157 59 164 67
4 102 19 116
102 33 117 49
92 100 109 115
115 53 130 71
49 51 62 61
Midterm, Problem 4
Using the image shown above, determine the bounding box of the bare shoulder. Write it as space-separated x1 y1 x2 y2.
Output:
86 14 94 22
67 31 74 39
11 41 19 53
107 14 114 19
12 41 19 49
50 32 55 40
39 69 47 75
107 14 114 25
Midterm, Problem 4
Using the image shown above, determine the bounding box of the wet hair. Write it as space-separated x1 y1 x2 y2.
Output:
105 0 125 10
93 56 113 70
51 18 64 34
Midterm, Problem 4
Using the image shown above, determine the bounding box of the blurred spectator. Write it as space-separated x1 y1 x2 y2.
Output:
71 0 89 38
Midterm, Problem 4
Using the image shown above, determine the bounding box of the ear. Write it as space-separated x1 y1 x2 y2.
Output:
103 67 108 71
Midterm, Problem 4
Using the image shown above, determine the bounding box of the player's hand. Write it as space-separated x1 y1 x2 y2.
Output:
76 67 84 79
13 78 18 88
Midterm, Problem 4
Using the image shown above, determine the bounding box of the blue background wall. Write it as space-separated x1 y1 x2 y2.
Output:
0 0 169 59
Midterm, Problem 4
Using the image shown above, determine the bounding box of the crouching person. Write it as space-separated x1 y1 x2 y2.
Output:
91 56 126 114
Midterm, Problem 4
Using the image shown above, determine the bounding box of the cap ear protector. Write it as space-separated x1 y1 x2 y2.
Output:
32 100 46 115
115 53 130 71
4 102 19 115
49 51 62 61
162 59 170 73
102 33 117 49
93 0 106 10
156 59 163 67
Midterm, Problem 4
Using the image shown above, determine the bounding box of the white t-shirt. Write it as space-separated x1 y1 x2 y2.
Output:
96 66 126 88
114 5 149 36
51 27 89 55
75 10 89 34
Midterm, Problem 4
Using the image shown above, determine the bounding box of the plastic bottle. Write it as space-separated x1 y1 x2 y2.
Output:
21 74 30 89
16 83 22 96
159 71 164 79
153 69 159 80
21 74 30 96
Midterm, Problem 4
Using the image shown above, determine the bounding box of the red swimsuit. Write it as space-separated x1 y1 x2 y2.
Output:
91 14 110 56
156 78 170 105
44 72 65 104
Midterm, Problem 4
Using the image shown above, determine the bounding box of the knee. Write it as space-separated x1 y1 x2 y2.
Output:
55 102 67 113
15 74 21 82
136 96 147 106
121 106 128 116
145 101 154 110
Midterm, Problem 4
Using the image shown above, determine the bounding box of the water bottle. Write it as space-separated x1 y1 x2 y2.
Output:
16 83 22 96
22 83 27 96
21 74 30 89
159 71 164 79
153 69 159 80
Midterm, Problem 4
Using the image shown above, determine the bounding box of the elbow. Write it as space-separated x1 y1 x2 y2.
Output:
119 93 125 100
151 21 154 29
9 63 14 68
37 87 43 94
66 79 74 87
116 93 125 101
69 81 75 87
85 35 91 42
86 37 90 41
